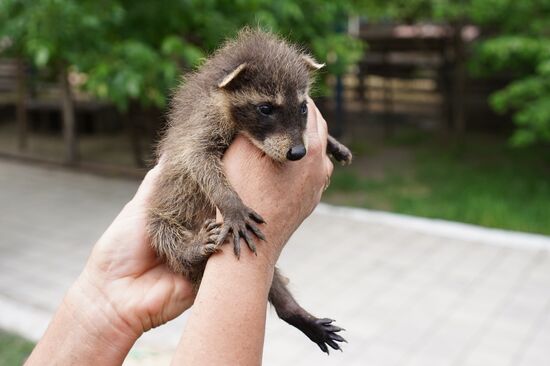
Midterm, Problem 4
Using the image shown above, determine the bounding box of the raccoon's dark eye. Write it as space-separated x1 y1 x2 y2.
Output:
300 101 308 115
257 104 273 116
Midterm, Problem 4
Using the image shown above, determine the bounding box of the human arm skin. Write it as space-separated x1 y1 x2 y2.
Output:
172 98 333 365
25 164 196 366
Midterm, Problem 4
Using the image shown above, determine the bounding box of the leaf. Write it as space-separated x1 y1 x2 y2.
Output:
34 47 50 67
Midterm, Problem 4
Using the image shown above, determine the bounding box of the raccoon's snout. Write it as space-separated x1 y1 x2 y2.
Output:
286 145 307 161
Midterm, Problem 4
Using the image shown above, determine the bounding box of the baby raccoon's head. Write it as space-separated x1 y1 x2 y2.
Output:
214 29 324 162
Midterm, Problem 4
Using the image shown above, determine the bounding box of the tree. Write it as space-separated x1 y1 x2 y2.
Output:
1 0 363 111
0 0 123 163
1 0 364 165
469 0 550 146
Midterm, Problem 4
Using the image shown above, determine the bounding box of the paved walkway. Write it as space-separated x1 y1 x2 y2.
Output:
1 159 549 366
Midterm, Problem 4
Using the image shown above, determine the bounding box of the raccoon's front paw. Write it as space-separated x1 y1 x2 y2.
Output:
331 144 353 166
216 207 266 258
199 219 223 255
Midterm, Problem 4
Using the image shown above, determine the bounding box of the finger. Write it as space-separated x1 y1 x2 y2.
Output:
305 96 320 140
326 156 334 178
223 134 264 164
313 103 329 154
131 161 163 204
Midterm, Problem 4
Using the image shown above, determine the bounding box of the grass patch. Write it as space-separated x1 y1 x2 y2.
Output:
0 330 34 365
324 132 550 235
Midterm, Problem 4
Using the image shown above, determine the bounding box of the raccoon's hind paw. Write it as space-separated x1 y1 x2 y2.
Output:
216 207 266 258
306 318 347 355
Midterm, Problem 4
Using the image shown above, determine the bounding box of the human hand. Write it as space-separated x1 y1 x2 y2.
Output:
26 165 195 366
71 165 195 339
221 97 333 261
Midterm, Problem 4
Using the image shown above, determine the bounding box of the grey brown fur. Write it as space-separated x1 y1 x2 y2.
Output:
147 28 351 353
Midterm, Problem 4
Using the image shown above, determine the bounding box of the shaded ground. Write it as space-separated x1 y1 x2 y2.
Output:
1 159 550 366
0 119 144 167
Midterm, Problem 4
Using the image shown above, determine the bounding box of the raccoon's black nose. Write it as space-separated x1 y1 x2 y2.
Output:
287 145 307 161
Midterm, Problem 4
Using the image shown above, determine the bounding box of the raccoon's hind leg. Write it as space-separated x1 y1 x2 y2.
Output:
148 213 221 282
269 268 346 354
327 135 352 165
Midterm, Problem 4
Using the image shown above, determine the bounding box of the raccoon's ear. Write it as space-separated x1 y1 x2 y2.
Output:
302 54 325 71
218 63 247 88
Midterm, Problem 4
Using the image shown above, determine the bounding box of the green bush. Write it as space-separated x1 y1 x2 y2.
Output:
0 0 363 111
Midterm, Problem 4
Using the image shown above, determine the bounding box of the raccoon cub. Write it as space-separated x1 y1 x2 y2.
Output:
147 28 352 353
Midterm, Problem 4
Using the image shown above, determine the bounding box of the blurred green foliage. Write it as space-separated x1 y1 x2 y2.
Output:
0 0 363 110
2 0 549 145
0 330 34 365
361 0 550 146
325 130 550 235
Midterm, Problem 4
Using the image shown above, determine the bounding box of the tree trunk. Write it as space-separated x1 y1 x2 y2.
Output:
126 102 145 168
16 58 28 152
452 23 466 136
59 65 78 164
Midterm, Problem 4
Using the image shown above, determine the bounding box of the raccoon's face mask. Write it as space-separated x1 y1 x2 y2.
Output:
253 100 308 162
219 57 323 162
226 93 309 163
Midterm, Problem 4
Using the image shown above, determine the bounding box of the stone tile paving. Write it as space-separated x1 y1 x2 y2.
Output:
1 159 549 366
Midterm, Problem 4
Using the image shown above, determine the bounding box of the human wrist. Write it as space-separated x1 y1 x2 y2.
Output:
67 273 141 348
26 275 138 366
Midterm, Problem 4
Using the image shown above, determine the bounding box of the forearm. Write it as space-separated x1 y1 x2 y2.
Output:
26 277 140 366
171 220 283 366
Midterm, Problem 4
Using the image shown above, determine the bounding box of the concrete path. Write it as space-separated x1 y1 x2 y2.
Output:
1 159 549 366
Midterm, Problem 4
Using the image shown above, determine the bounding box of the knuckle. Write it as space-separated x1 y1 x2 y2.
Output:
307 141 322 156
327 159 334 176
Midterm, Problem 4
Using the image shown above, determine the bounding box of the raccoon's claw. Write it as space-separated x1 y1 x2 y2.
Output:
248 209 265 224
200 219 223 255
308 318 346 355
205 219 222 232
246 221 266 241
232 230 241 258
202 243 221 255
241 227 256 254
216 211 264 258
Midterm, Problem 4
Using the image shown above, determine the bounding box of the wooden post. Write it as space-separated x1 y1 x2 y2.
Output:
382 49 394 139
16 58 28 151
126 102 145 168
439 41 453 138
452 23 466 135
59 65 78 164
333 75 345 138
